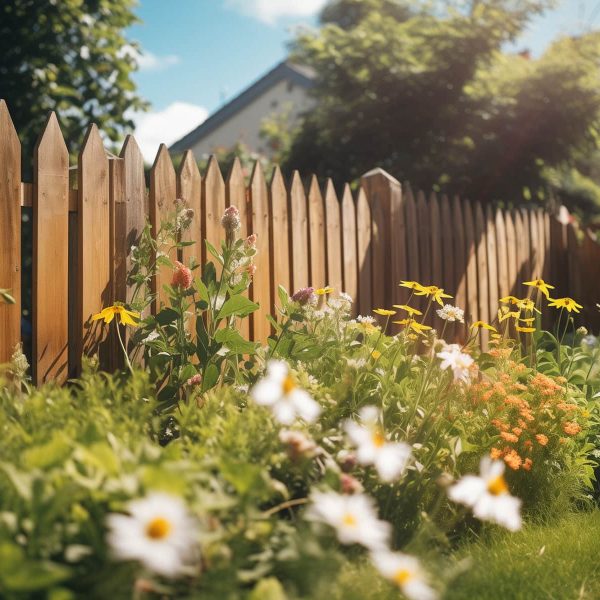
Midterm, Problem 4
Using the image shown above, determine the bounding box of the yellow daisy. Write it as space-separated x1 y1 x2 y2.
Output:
91 305 140 326
471 320 497 333
392 304 423 316
315 286 334 295
373 308 396 316
523 278 554 299
547 297 583 313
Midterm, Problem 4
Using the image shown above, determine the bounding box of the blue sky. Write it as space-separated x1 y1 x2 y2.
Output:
128 0 600 160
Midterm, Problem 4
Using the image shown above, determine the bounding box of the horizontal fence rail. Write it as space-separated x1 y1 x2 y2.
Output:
1 100 600 384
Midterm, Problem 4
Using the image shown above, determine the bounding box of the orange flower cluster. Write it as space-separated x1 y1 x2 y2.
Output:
467 360 585 472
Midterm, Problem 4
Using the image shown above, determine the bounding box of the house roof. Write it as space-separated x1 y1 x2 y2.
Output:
169 60 315 153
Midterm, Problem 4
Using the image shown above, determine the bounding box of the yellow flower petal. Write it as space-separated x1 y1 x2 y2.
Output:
373 308 396 316
315 286 334 295
392 304 423 316
471 320 497 333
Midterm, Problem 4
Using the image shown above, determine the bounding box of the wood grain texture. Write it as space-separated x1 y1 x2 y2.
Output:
505 211 518 295
226 158 250 340
486 205 498 321
429 193 443 330
248 162 271 342
269 166 291 301
324 179 343 293
518 209 531 282
0 100 21 363
403 185 420 287
33 112 69 383
308 175 327 288
370 197 386 318
177 150 202 338
178 150 202 266
463 200 477 326
289 171 309 291
77 124 110 368
360 169 402 307
495 209 509 301
202 155 226 268
474 202 489 345
529 208 540 279
440 195 454 300
356 187 372 315
452 196 467 314
341 184 358 312
416 191 431 286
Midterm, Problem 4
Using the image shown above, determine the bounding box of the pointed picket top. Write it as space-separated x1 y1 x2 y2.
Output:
361 167 400 185
205 153 225 186
120 133 143 162
35 112 68 159
177 149 200 188
270 164 286 194
308 173 322 201
227 156 244 185
249 159 267 190
289 170 309 290
324 177 338 203
0 99 19 148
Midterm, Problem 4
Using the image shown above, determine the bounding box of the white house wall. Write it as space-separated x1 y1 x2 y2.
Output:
189 78 315 159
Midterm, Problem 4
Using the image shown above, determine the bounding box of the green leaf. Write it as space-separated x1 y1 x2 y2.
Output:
155 308 179 326
217 295 259 320
215 327 257 354
277 285 290 309
205 240 223 264
202 363 220 392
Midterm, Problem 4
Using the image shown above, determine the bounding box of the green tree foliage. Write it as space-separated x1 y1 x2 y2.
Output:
285 0 600 214
0 0 147 156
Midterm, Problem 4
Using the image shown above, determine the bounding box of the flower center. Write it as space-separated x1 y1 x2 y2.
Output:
146 517 172 540
372 431 385 448
282 375 296 395
342 512 357 527
393 569 413 586
487 475 508 496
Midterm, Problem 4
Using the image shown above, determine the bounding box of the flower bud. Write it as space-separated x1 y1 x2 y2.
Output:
171 261 193 290
187 373 202 386
291 286 316 306
245 233 257 248
221 206 241 232
340 473 363 494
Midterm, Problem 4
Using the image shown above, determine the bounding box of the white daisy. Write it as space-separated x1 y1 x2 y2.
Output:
436 344 474 383
307 490 390 550
106 493 198 577
345 406 411 482
436 304 465 323
250 360 321 425
372 551 438 600
448 457 522 531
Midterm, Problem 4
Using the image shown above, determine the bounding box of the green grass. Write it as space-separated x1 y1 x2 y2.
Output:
320 510 600 600
445 510 600 600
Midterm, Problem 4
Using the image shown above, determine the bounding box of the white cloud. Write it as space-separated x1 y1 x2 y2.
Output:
119 44 181 72
129 102 209 162
136 50 180 72
225 0 327 25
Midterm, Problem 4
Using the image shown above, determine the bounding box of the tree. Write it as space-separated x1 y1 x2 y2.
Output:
284 0 600 215
0 0 147 157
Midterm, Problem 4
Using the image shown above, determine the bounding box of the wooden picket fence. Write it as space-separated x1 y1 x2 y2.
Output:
1 100 600 385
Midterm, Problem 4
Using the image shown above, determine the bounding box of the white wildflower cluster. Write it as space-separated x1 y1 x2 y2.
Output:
448 457 522 531
436 304 465 323
250 360 321 425
436 343 474 383
106 493 199 578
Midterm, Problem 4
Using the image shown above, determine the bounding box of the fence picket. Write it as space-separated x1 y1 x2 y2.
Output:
325 179 343 293
202 156 226 267
77 124 110 368
0 100 21 364
474 202 489 344
149 144 177 312
452 196 466 314
356 187 372 314
269 166 291 300
177 149 202 337
505 211 518 295
32 112 69 383
341 184 358 312
430 193 443 330
248 162 271 342
226 158 250 340
463 200 477 325
417 191 431 288
289 171 309 292
495 209 509 301
308 175 327 288
486 205 499 320
440 195 453 298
